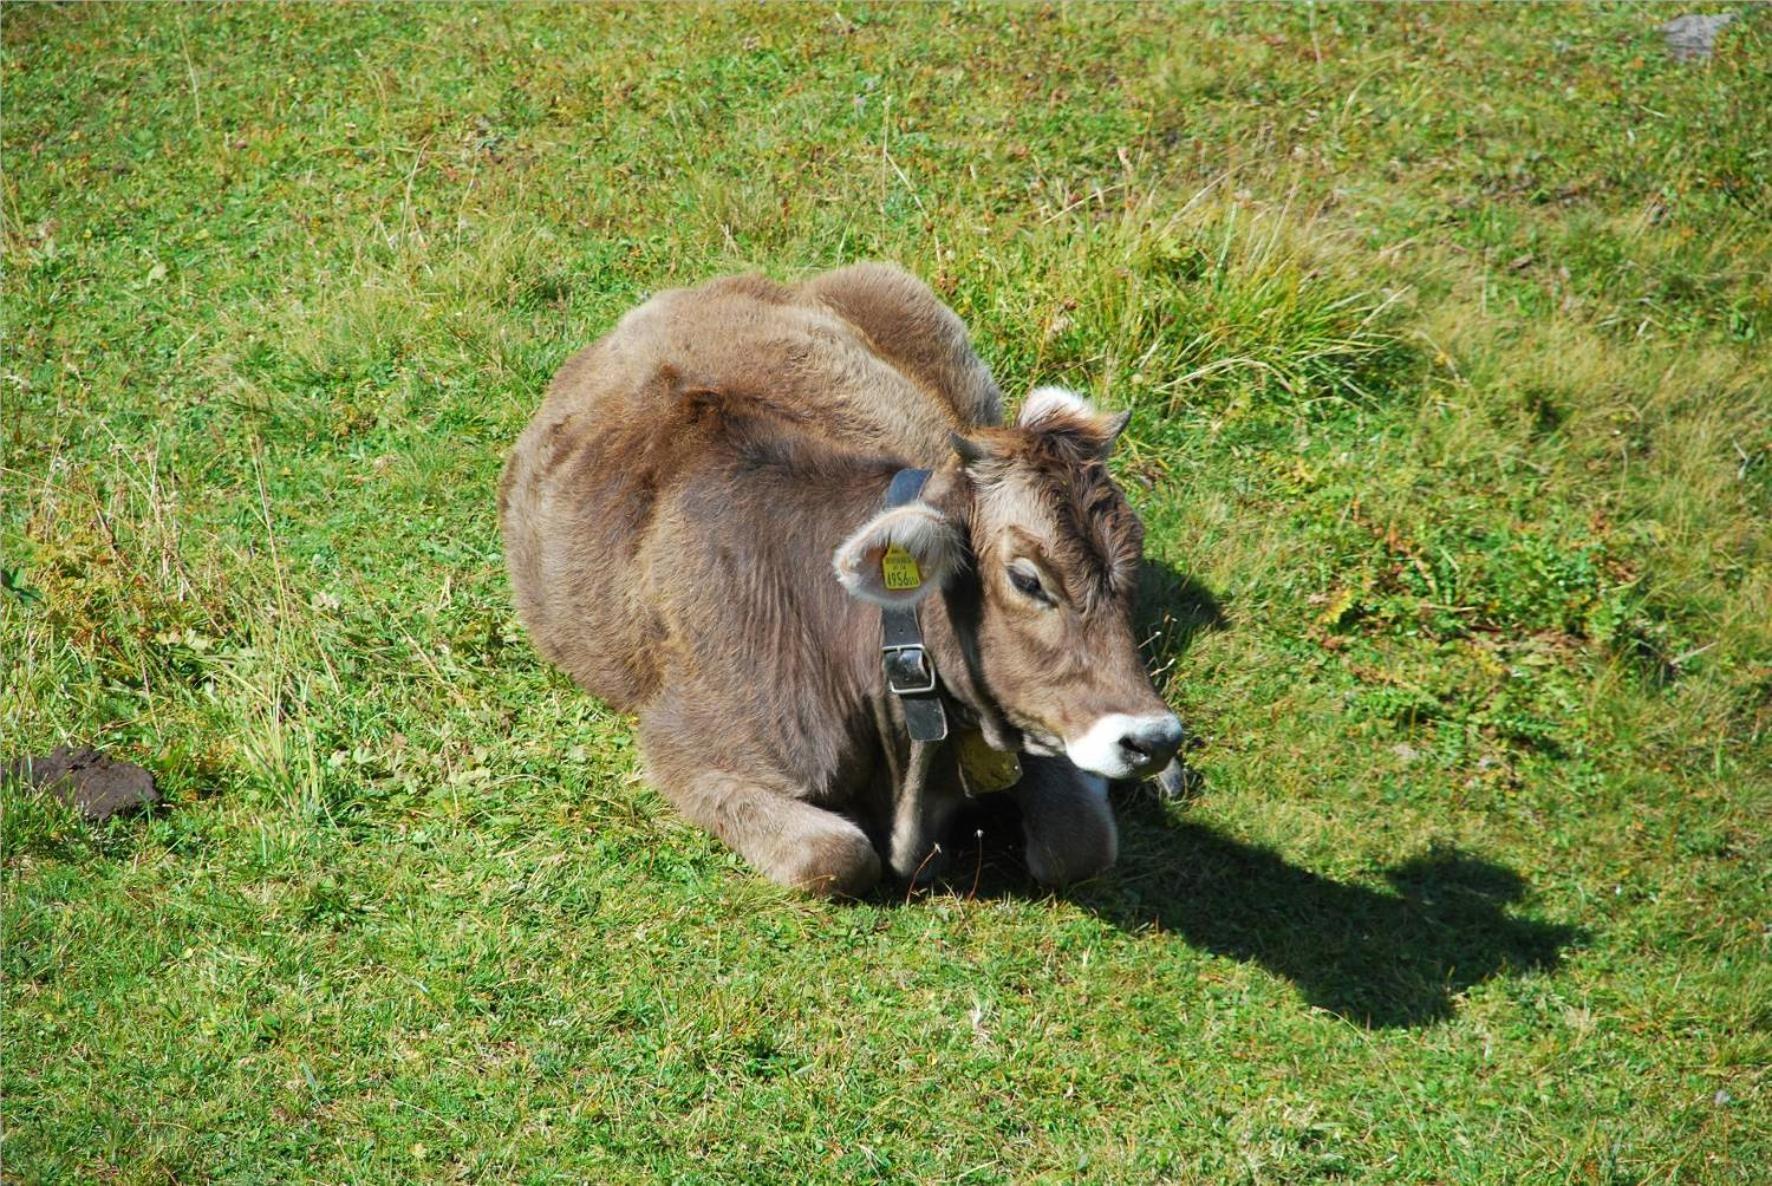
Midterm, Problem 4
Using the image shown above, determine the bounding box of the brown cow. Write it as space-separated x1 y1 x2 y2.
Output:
499 263 1181 896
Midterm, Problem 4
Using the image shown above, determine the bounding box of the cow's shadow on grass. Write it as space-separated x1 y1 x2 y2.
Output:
1135 557 1229 675
939 563 1581 1030
1088 798 1578 1029
946 793 1582 1030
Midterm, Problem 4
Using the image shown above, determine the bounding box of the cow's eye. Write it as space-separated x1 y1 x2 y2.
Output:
1008 562 1053 605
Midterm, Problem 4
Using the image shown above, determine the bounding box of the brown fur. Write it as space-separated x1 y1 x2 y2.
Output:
500 263 1174 895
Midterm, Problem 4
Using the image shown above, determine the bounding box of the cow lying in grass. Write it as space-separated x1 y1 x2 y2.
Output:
499 263 1181 895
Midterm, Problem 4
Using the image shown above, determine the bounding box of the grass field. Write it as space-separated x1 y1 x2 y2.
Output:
3 4 1768 1182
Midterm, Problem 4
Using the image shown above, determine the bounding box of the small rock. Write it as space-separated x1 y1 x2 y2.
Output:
1660 13 1736 63
4 746 160 822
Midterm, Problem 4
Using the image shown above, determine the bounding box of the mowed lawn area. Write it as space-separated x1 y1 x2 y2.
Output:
3 4 1768 1182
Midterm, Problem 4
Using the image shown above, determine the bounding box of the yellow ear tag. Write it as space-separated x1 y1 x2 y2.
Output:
956 729 1023 795
881 543 922 592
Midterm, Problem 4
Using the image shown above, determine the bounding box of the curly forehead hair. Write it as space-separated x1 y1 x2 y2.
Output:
968 419 1144 608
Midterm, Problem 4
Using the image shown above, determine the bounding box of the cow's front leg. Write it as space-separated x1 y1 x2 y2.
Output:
1013 755 1118 887
886 740 967 885
641 735 881 896
674 767 881 897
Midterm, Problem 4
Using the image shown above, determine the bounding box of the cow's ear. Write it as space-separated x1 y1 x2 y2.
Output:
833 502 964 608
1019 386 1130 458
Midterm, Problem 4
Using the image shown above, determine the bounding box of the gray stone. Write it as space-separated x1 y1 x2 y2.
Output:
4 746 160 822
1660 13 1736 63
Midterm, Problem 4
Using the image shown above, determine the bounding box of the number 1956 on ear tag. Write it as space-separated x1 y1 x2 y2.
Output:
881 543 922 592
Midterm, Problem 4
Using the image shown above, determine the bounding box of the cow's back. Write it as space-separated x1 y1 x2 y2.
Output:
794 262 1002 453
610 264 1000 460
499 264 999 711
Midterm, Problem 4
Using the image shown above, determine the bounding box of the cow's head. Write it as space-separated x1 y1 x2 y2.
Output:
834 387 1182 780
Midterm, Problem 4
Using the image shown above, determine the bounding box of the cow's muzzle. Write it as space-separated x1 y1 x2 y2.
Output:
1064 712 1184 780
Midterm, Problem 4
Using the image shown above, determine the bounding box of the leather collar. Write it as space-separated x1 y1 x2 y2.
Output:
880 468 949 743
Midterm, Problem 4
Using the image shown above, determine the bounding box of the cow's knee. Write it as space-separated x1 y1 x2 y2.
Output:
644 743 883 898
776 820 882 898
1025 817 1117 887
1018 762 1118 887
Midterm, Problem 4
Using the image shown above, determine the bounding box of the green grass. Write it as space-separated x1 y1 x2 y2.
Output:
4 4 1768 1181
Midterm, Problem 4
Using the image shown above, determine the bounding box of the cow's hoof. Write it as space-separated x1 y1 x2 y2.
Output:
780 829 882 899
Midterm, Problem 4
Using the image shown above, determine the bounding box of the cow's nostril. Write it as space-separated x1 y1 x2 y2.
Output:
1117 716 1183 766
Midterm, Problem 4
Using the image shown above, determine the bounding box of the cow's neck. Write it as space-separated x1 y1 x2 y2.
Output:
919 579 1016 752
869 575 1015 880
